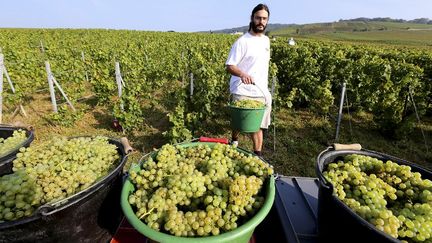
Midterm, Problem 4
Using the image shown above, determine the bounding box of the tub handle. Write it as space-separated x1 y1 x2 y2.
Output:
333 143 362 151
120 137 133 154
0 121 33 131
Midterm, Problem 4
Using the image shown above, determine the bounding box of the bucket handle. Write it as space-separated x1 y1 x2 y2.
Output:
230 82 269 106
173 137 230 145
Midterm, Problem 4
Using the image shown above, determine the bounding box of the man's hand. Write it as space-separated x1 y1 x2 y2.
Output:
240 74 254 84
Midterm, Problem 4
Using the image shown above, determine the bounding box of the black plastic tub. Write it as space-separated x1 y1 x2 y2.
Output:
316 147 432 243
0 138 130 243
0 126 34 175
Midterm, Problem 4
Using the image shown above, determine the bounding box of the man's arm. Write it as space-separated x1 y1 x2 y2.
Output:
226 65 254 84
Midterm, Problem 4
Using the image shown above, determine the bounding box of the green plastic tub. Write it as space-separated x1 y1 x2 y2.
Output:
229 106 265 133
121 142 275 243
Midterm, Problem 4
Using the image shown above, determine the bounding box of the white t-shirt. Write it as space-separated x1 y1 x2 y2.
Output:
226 32 271 98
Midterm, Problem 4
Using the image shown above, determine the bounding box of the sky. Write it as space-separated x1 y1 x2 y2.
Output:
1 0 431 32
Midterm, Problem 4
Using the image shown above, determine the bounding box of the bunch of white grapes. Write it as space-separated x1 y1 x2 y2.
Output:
128 143 273 237
324 154 432 242
0 130 28 157
0 136 119 222
231 100 265 109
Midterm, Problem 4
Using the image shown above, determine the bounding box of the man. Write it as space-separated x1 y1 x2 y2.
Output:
225 3 272 157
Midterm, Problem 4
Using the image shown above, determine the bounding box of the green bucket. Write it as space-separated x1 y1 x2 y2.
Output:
121 142 275 243
229 106 265 133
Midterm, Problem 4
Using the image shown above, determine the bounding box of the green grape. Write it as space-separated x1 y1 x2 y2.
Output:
0 130 28 157
231 99 265 109
323 154 432 242
128 143 273 237
1 136 119 222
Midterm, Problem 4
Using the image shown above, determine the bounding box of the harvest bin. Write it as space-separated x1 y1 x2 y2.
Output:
0 138 129 243
0 126 34 174
121 142 275 243
229 106 265 133
316 147 432 243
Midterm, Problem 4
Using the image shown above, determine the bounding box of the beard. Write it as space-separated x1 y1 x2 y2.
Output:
251 22 266 33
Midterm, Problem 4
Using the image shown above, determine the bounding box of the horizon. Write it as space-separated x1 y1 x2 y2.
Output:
1 17 431 33
1 1 431 32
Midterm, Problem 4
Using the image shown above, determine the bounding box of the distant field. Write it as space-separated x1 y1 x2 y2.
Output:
303 30 432 47
271 21 432 47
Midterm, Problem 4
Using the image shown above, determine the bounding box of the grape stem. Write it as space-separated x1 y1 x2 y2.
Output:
55 161 66 171
139 207 155 219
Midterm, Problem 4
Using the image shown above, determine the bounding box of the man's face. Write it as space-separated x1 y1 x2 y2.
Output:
251 9 269 33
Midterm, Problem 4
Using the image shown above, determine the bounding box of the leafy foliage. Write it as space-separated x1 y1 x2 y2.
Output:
1 29 431 137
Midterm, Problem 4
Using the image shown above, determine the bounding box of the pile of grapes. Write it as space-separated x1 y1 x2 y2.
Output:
128 143 273 237
0 129 28 157
231 100 265 109
0 136 119 222
323 154 432 242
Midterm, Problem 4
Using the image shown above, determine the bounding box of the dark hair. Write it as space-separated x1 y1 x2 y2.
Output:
249 4 270 31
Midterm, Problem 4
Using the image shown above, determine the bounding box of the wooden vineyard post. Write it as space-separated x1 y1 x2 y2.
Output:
112 61 126 133
45 61 76 113
181 51 185 86
409 87 428 153
52 77 76 112
40 40 45 53
189 72 195 136
45 61 58 112
335 82 346 142
0 54 28 123
190 73 194 97
271 76 277 151
115 61 125 111
81 51 89 83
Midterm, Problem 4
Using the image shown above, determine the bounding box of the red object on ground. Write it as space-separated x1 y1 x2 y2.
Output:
110 218 148 243
199 137 229 144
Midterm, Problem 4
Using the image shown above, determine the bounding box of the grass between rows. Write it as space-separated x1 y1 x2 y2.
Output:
4 92 431 178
